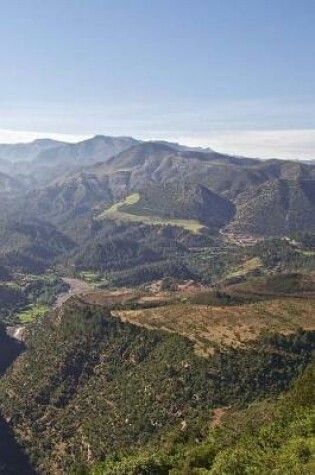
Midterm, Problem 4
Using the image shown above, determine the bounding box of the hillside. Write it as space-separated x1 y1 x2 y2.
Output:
231 178 315 235
0 323 24 376
29 135 140 183
0 293 314 474
0 218 75 272
87 361 315 475
0 171 23 194
102 183 235 229
113 296 315 356
97 182 235 234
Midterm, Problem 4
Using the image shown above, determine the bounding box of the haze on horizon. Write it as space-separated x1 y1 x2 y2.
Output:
1 0 315 160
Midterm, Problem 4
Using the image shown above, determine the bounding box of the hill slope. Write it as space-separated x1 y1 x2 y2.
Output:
88 361 315 475
0 300 314 474
231 178 315 235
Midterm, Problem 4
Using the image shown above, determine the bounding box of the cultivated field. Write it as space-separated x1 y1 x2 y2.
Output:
98 193 205 233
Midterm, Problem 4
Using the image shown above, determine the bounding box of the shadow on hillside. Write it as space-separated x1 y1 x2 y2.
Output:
0 329 36 474
0 416 37 475
0 328 25 376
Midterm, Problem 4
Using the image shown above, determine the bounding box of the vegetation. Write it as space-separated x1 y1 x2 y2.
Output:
0 322 24 376
0 302 314 474
0 273 68 325
0 217 74 273
15 303 50 323
231 178 315 235
114 296 315 355
98 192 206 233
88 362 315 475
249 237 315 273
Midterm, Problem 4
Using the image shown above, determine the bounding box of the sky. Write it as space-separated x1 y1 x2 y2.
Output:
1 0 315 159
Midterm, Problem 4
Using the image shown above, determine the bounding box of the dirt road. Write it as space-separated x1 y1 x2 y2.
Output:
53 278 92 308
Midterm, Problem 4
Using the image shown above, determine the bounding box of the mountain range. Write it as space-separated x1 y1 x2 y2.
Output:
0 134 313 283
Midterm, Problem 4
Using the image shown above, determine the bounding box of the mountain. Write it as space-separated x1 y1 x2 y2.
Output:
150 140 215 153
0 135 314 474
90 141 315 204
6 139 270 199
0 136 140 185
13 141 269 220
20 141 315 233
22 172 113 224
0 137 314 285
32 135 139 170
0 218 75 272
231 178 315 235
0 139 64 163
104 141 267 198
103 182 235 229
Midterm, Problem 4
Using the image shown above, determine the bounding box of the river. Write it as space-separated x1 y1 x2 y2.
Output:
7 277 91 340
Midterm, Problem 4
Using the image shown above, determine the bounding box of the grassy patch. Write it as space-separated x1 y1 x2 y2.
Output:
98 193 205 234
16 304 50 323
113 298 315 356
78 271 109 288
227 257 263 278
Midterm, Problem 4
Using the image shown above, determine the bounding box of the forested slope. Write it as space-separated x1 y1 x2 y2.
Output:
0 301 313 474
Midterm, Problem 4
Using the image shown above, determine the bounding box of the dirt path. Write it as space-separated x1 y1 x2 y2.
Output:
53 278 91 309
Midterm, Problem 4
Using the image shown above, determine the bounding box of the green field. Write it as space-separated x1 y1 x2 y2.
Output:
15 304 50 323
98 193 205 233
79 271 109 287
227 256 263 279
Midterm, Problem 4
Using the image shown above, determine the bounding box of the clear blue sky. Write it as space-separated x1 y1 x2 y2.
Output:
1 0 315 158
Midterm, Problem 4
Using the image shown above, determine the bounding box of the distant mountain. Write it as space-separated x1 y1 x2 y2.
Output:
0 136 314 249
0 139 64 163
13 140 315 239
104 142 313 199
22 172 113 225
150 140 215 153
32 135 139 169
0 135 140 185
16 142 247 228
